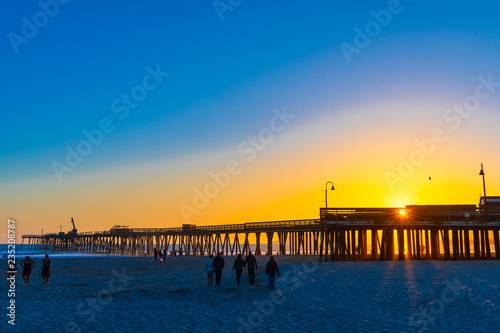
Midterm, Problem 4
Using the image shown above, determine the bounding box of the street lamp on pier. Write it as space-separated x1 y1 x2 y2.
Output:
325 181 335 209
479 163 487 217
320 181 335 262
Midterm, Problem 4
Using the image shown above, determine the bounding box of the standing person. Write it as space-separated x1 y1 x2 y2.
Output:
212 252 225 286
265 256 280 291
20 256 36 286
41 254 51 285
154 248 158 262
205 254 214 287
163 250 168 263
245 251 258 285
232 254 246 285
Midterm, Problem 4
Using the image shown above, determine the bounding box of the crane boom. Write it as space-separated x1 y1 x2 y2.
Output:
70 217 77 234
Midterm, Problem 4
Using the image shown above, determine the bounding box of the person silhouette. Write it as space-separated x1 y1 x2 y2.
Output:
42 254 51 285
205 254 214 287
212 252 225 286
232 254 246 285
265 256 280 290
20 256 36 285
245 251 258 285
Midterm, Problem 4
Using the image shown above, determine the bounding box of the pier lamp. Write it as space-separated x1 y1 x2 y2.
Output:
320 181 335 262
479 163 487 216
325 181 335 209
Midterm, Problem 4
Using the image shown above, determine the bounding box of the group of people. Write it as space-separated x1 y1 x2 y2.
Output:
9 251 281 290
205 252 280 290
6 254 51 286
153 248 169 263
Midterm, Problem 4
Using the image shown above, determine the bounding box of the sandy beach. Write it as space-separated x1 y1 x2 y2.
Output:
3 255 500 332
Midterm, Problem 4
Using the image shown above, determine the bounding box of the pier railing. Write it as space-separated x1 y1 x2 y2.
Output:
22 219 321 238
320 205 483 224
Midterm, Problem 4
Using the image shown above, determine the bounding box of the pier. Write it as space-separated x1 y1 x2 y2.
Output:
21 200 500 261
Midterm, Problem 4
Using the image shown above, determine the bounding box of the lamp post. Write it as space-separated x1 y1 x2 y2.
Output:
479 163 487 217
320 181 335 262
325 181 335 209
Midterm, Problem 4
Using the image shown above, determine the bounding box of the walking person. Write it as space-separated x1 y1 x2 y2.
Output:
212 252 225 286
232 254 246 285
245 251 258 285
205 254 214 287
154 248 158 262
20 256 36 285
265 256 280 290
42 254 51 285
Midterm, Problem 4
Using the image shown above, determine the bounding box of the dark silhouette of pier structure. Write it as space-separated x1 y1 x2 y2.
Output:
22 197 500 261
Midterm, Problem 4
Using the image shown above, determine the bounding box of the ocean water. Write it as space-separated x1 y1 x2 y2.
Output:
0 244 130 259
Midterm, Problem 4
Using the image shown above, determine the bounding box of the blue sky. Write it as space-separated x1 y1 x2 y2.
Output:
2 1 500 236
2 0 500 179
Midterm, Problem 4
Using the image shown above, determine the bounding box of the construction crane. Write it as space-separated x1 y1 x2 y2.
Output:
69 217 78 235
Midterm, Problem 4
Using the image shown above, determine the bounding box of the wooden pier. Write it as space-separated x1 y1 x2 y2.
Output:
21 202 500 261
21 219 322 257
319 205 500 261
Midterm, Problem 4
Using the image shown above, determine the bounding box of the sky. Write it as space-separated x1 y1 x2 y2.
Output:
1 0 500 241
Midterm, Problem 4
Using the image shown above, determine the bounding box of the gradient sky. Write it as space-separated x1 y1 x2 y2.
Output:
2 0 500 241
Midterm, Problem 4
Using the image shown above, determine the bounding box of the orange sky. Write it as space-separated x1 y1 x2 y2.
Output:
2 101 499 243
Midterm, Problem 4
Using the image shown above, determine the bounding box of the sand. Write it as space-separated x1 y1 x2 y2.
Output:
2 255 500 332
